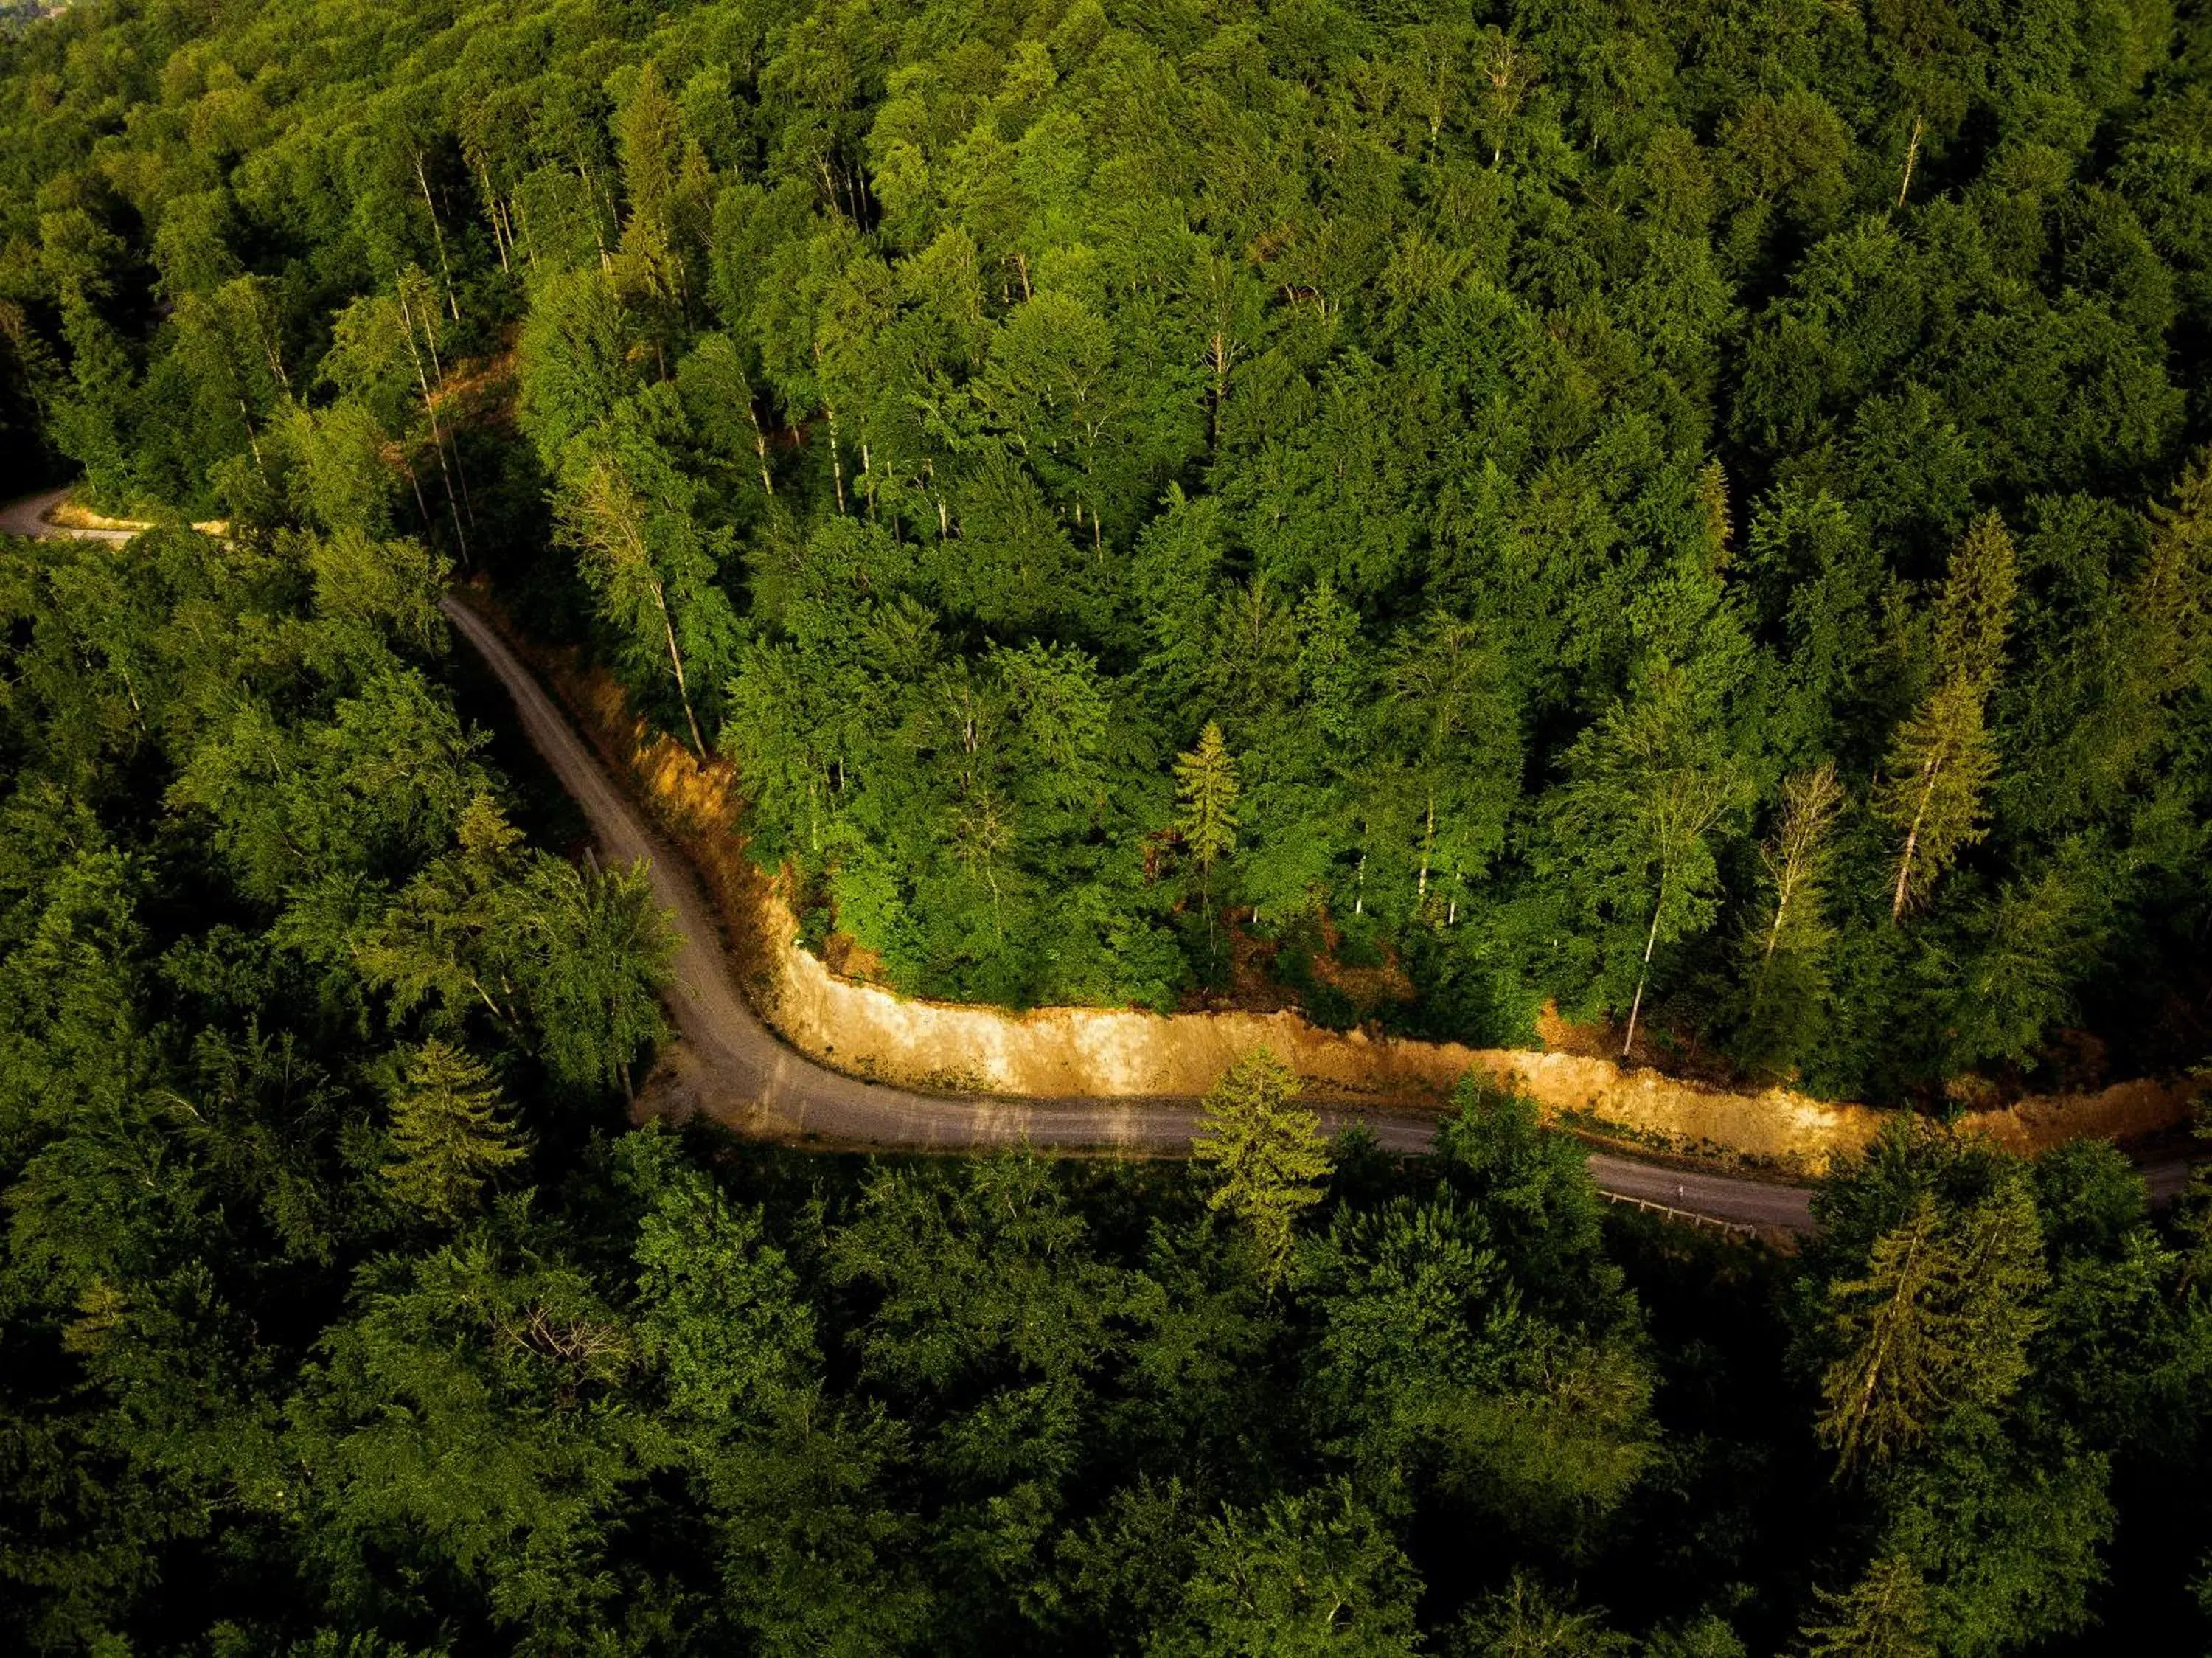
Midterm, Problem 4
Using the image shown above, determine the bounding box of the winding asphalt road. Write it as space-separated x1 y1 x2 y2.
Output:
14 487 2189 1236
0 486 135 542
437 596 1822 1232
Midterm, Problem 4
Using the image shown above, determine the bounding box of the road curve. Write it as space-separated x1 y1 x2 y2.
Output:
0 486 136 543
10 487 2188 1238
439 594 1821 1234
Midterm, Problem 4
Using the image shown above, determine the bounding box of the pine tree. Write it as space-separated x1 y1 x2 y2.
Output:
1931 512 2018 695
1876 673 1999 919
1817 1183 2047 1473
1879 514 2017 919
381 1038 527 1223
1800 1555 1936 1658
1191 1046 1331 1286
1173 721 1239 955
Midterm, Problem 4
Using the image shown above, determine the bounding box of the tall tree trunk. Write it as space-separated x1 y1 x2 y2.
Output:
1208 333 1229 450
414 152 462 322
237 398 268 483
650 582 705 752
512 192 540 273
478 166 512 274
746 399 774 496
395 283 469 565
579 163 612 271
1896 114 1924 210
403 454 434 534
411 295 476 529
813 339 847 514
1621 877 1666 1059
1891 757 1941 920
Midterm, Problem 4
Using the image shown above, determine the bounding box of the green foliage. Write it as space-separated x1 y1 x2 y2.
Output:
1547 661 1750 1052
1144 1485 1421 1658
1877 515 2020 920
1815 1184 2048 1475
1191 1047 1331 1284
5 0 2212 1652
1172 720 1240 878
1444 1574 1633 1656
1798 1555 1935 1658
0 0 2159 1086
379 1038 526 1224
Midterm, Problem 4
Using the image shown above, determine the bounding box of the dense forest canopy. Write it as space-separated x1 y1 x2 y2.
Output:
7 4 2212 1655
1 499 2211 1652
3 0 2211 1100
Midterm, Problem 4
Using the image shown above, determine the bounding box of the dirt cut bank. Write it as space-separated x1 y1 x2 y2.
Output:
466 589 2199 1178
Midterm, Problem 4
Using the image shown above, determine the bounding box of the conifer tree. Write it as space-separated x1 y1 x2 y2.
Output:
1817 1184 2047 1473
1739 761 1846 1078
1800 1555 1936 1658
1190 1046 1331 1286
381 1038 526 1223
1753 761 1845 970
557 448 708 751
1551 664 1749 1058
1879 514 2017 919
1173 721 1239 955
2129 447 2212 701
1877 673 2000 920
1930 513 2018 696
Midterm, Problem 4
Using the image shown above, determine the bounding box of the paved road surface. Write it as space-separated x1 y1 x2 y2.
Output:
0 486 135 542
439 595 1822 1234
10 487 2188 1240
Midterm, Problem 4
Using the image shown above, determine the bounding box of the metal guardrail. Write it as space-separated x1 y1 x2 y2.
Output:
1600 1189 1759 1237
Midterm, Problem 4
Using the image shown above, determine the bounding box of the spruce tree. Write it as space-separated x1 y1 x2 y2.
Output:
1877 673 2000 920
1930 511 2018 696
1173 721 1239 956
1818 1184 2047 1473
1550 663 1749 1057
1879 516 2017 919
1739 761 1846 1077
1754 762 1846 968
556 447 708 752
1800 1555 1936 1658
1818 1195 1952 1473
1191 1046 1331 1286
381 1038 527 1223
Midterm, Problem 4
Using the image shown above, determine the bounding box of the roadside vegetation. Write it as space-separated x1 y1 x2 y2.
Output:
4 0 2210 1102
1 519 2210 1653
6 0 2212 1651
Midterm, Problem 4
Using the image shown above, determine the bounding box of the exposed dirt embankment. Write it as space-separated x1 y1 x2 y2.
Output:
44 495 227 536
765 923 1896 1168
467 592 2197 1176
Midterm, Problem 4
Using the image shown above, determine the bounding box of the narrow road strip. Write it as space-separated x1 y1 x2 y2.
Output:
15 484 2176 1242
0 486 134 542
440 594 1822 1234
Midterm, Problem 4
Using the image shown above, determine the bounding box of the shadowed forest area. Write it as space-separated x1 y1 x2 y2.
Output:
5 0 2212 1653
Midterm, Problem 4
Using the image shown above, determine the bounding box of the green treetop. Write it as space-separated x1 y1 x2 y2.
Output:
1190 1046 1331 1287
380 1038 526 1225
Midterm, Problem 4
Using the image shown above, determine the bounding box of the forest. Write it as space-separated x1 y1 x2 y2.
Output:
2 512 2211 1658
4 0 2212 1652
4 0 2210 1100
